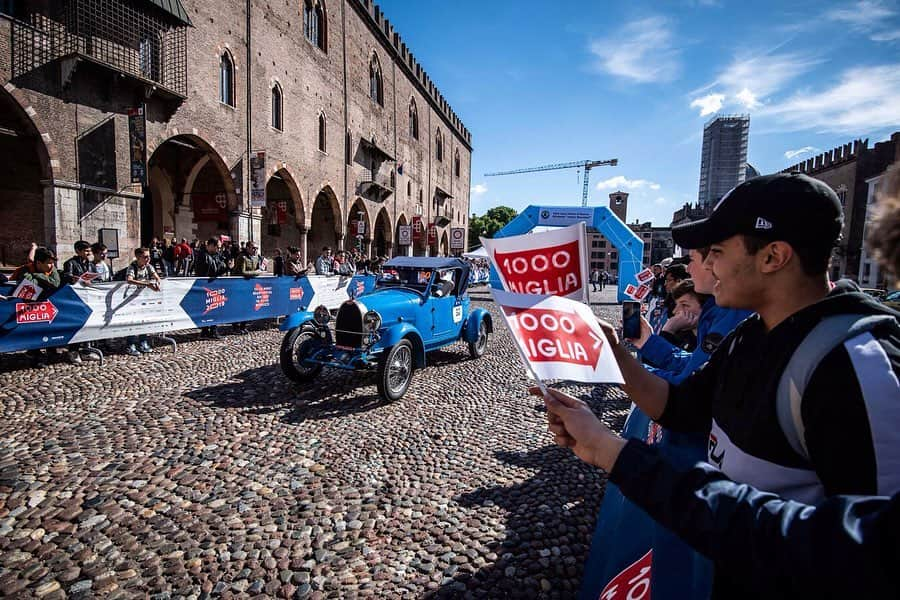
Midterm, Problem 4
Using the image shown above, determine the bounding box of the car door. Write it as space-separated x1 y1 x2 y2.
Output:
430 269 463 341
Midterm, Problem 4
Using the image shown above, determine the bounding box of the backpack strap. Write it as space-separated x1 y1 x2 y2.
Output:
776 314 897 460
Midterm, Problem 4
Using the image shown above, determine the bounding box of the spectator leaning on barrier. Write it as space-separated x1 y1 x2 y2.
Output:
285 247 308 277
13 247 64 369
62 240 97 285
540 172 900 598
273 248 285 277
540 164 900 599
125 247 161 356
232 241 262 334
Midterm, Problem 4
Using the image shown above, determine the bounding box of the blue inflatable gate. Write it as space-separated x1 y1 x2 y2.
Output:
490 206 643 303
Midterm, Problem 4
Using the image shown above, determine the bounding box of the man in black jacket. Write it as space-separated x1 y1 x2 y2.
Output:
540 172 900 598
194 237 233 339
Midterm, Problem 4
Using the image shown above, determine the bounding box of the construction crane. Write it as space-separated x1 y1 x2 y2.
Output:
485 159 618 207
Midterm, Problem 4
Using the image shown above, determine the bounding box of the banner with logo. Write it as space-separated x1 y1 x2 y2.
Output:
0 275 376 353
481 222 589 302
450 227 465 250
427 224 437 246
250 151 266 208
127 106 147 185
193 193 229 222
492 289 623 384
398 225 412 246
536 207 593 227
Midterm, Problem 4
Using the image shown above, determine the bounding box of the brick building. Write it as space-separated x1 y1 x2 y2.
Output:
587 191 670 279
0 0 472 267
780 133 899 281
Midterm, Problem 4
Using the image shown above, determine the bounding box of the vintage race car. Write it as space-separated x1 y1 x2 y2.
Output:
279 257 492 401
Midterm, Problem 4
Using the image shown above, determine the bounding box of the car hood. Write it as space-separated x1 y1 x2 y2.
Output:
355 288 424 323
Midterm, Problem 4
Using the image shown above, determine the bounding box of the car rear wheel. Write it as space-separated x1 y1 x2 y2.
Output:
377 339 414 401
280 326 325 382
468 319 489 358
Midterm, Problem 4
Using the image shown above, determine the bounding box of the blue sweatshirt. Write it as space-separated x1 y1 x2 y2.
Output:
639 298 752 384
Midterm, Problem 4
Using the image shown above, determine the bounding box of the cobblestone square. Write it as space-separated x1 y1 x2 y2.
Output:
0 287 628 599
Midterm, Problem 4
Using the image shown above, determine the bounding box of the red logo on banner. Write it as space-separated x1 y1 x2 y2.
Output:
503 306 603 368
253 284 272 311
15 301 58 325
289 287 305 301
203 288 227 314
427 224 437 246
599 549 652 600
412 216 423 240
494 239 582 296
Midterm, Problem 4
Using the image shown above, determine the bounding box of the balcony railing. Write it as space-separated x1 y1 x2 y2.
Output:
358 174 394 202
11 0 188 98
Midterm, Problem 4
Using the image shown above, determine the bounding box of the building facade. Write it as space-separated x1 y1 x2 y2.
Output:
587 191 669 279
0 0 472 267
780 133 899 281
697 115 749 209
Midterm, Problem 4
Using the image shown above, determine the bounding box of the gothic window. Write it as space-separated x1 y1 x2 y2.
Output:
409 98 419 140
407 181 411 196
345 130 351 165
369 54 383 106
435 129 443 162
219 52 234 106
271 83 283 130
454 150 460 177
318 113 327 152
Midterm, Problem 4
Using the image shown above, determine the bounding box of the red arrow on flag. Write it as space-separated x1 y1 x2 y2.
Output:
502 305 603 369
15 301 59 325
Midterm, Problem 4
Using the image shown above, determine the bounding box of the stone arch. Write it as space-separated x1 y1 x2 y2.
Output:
346 197 372 255
373 206 392 258
439 230 449 257
261 168 305 255
394 213 410 257
146 132 238 245
308 185 342 255
0 85 55 265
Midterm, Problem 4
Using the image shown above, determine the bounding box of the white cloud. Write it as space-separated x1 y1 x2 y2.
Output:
759 64 900 134
826 1 900 42
689 52 820 116
784 146 820 159
589 16 680 83
735 88 761 109
870 29 900 41
596 175 661 191
826 1 896 28
471 183 488 196
654 196 668 205
690 93 725 116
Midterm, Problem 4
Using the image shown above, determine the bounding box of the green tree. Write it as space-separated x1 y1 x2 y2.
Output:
469 206 517 249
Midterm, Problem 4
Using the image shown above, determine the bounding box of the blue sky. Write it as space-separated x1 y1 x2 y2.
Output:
377 0 900 226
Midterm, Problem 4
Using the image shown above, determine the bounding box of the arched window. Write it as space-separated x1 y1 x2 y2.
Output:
314 3 327 51
318 112 327 152
219 52 234 106
435 129 443 162
454 150 460 177
409 98 418 140
345 130 351 164
271 83 283 130
407 181 411 196
369 54 383 106
390 169 396 189
303 0 315 44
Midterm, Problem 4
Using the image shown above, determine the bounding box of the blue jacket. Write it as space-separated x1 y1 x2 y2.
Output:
639 298 752 384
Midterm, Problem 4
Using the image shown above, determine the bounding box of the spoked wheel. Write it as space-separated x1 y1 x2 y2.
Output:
468 319 489 358
280 327 325 382
377 339 414 401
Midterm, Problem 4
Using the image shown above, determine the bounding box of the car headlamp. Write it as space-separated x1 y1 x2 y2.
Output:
363 310 382 332
313 305 331 326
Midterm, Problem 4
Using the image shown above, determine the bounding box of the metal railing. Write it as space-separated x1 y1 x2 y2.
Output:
11 0 187 97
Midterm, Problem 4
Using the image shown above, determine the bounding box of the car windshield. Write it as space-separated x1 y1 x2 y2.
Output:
376 267 433 292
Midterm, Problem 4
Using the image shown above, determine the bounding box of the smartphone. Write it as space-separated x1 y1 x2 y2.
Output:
622 301 641 339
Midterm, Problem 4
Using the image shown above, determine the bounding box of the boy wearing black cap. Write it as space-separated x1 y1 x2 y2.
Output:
541 173 900 595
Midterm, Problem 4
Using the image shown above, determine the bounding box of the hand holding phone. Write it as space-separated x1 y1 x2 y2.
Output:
622 301 641 339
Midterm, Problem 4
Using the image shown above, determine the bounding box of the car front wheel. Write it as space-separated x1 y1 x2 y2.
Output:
377 339 414 401
280 326 325 382
468 319 489 358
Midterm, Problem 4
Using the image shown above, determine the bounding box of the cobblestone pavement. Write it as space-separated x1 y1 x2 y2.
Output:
0 286 630 599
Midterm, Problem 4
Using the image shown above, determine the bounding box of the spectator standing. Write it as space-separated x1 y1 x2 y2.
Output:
194 238 233 339
315 247 334 275
232 241 262 334
174 238 193 275
273 248 285 276
91 243 111 282
125 248 161 355
62 240 98 285
285 247 308 276
12 247 64 369
590 268 600 292
334 251 355 275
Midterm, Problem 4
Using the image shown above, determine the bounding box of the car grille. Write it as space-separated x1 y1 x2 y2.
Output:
335 301 363 348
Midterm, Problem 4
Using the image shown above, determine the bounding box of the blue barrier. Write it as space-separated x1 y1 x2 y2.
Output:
0 274 376 353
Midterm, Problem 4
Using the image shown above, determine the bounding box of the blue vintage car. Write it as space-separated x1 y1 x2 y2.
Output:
279 257 492 400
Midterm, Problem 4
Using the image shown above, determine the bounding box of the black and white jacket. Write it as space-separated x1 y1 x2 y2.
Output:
660 281 900 503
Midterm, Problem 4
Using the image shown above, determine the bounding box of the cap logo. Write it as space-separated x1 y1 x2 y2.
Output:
755 217 773 230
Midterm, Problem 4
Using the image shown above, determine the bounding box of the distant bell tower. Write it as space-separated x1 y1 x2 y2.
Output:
609 191 628 222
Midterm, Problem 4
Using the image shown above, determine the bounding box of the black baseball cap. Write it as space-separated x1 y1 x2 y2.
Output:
672 173 843 250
